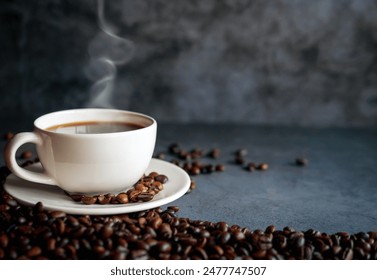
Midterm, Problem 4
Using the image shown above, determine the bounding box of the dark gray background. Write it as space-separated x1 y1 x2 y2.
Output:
1 0 377 126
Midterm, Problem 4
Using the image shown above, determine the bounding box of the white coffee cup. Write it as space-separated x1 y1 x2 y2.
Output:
4 108 157 195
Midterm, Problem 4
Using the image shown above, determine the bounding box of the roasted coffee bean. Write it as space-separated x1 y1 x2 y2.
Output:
158 241 172 253
142 176 154 184
246 162 256 171
215 164 225 172
97 195 111 204
67 216 79 227
294 236 305 247
208 148 221 159
50 211 66 219
46 238 56 251
167 206 179 213
5 198 17 207
137 193 154 202
211 245 224 256
218 232 231 244
190 166 201 175
116 193 129 204
216 221 229 232
190 180 196 189
150 217 163 230
0 204 10 211
234 156 245 165
0 234 9 248
342 248 353 260
257 163 269 171
169 143 181 154
236 149 248 157
20 151 33 160
55 219 66 235
156 152 165 160
177 150 188 160
131 249 149 260
232 230 245 241
81 196 97 205
69 194 83 202
37 213 49 223
4 132 14 140
296 157 308 166
190 148 204 159
135 183 147 192
101 225 114 239
34 202 44 212
153 181 164 190
265 225 276 234
128 190 141 202
27 246 42 258
204 164 215 173
158 223 173 239
170 159 181 166
252 249 267 259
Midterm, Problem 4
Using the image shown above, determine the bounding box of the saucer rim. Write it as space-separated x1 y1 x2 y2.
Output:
4 158 190 215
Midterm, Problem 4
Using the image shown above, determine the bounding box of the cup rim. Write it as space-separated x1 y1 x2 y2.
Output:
34 108 156 137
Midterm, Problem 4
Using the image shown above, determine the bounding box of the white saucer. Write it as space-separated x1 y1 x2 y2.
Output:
4 158 190 215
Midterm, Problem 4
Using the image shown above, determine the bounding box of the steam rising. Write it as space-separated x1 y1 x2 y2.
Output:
85 0 134 108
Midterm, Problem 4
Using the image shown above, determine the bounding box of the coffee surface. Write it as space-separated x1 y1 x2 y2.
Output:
46 121 144 134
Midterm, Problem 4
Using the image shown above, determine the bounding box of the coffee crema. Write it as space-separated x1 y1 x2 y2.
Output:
46 121 144 134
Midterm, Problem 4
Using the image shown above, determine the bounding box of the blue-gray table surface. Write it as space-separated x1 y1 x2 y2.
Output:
1 120 376 234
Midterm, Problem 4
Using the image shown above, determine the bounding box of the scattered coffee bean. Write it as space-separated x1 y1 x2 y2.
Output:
236 149 248 157
296 157 308 166
20 151 33 160
169 143 181 154
208 148 221 159
4 132 14 141
186 180 196 194
215 164 225 172
156 152 166 160
190 166 201 175
190 148 204 159
246 162 256 172
234 155 245 165
257 163 269 171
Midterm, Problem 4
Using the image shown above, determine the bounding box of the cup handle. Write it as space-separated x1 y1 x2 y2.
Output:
4 132 56 185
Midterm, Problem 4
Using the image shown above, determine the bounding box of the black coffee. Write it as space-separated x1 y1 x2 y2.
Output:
46 121 144 134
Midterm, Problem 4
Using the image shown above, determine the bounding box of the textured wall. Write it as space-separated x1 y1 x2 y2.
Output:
0 0 377 126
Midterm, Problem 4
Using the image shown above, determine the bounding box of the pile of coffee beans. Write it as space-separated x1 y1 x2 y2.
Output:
66 172 169 205
1 166 376 260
